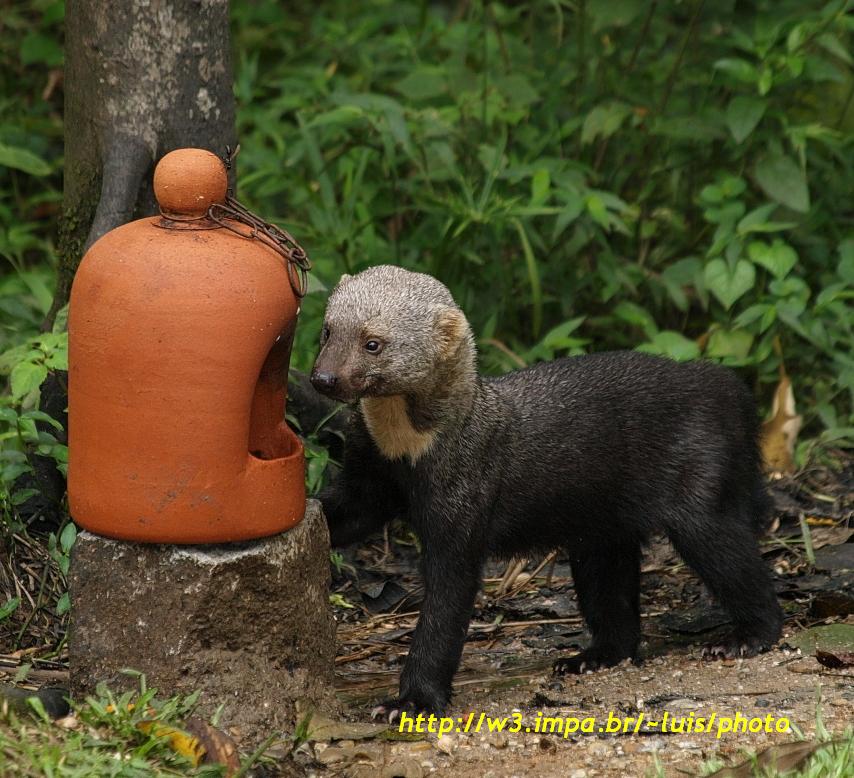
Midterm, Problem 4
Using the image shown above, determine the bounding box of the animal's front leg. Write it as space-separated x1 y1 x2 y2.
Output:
318 413 405 547
373 540 483 719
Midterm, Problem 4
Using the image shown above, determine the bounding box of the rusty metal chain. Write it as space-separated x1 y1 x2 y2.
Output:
157 144 311 298
207 197 311 299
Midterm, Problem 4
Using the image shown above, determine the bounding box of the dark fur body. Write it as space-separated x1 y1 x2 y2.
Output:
314 268 783 715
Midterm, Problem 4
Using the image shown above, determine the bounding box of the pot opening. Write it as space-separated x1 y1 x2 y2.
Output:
248 321 297 461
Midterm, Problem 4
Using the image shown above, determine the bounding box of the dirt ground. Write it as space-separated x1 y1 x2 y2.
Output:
310 633 852 777
1 466 851 777
303 469 854 778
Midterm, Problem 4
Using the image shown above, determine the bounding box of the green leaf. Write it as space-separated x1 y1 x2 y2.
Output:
706 328 754 359
0 598 20 620
754 153 810 213
636 331 700 362
737 203 777 233
60 523 78 554
736 203 796 235
735 303 776 332
20 32 63 67
0 143 51 176
19 271 54 315
699 184 724 204
770 276 810 301
512 219 542 337
56 592 70 616
581 102 631 145
542 316 586 344
838 239 854 284
497 75 540 109
787 23 807 52
20 410 63 431
11 488 39 506
757 67 773 96
530 169 550 206
805 54 846 84
612 301 657 337
725 96 766 143
10 362 48 401
704 258 756 309
661 257 703 312
44 350 68 370
651 116 724 141
588 0 642 29
747 239 798 279
304 105 365 129
714 58 758 83
383 107 412 154
585 194 610 228
817 33 853 65
393 67 447 101
52 304 69 334
551 188 584 240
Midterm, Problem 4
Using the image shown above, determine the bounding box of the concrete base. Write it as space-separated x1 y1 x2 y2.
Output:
68 499 337 744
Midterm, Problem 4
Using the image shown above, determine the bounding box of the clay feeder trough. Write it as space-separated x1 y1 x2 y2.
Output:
68 148 308 543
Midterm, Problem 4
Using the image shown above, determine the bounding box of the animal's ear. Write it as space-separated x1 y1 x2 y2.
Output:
434 306 468 359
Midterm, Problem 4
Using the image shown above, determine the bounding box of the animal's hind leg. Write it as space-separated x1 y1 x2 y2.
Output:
668 512 783 658
554 541 641 675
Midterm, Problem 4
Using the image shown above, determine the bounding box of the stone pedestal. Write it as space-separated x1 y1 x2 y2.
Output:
68 499 337 744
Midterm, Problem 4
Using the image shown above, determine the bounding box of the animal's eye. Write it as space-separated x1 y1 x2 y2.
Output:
365 339 382 354
321 325 330 344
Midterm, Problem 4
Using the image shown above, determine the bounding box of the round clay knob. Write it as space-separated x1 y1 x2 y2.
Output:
153 148 227 217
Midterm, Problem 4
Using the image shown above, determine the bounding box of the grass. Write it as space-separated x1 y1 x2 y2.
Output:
0 678 269 777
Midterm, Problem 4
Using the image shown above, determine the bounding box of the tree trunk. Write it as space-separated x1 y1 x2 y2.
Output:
48 0 236 328
33 1 236 521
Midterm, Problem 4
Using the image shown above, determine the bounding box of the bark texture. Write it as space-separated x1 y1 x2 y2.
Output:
51 0 236 326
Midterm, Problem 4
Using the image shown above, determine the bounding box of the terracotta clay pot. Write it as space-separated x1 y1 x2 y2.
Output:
68 148 306 543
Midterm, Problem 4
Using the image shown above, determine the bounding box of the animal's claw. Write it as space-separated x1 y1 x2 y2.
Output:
553 656 596 675
702 634 772 660
371 697 434 723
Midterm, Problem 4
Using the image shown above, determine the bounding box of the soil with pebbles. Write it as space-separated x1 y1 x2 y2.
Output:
306 470 853 777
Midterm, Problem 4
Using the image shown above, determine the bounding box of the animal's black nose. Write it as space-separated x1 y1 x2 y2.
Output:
311 371 338 394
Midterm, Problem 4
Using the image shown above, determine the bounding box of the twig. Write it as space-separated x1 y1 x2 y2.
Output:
627 1 658 72
497 550 559 600
482 338 527 368
496 558 528 596
658 0 706 116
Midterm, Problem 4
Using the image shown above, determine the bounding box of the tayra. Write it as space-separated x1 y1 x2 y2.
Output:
311 265 783 718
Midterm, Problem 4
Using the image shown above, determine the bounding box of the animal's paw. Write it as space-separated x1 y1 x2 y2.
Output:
702 634 774 660
553 649 632 676
371 697 441 723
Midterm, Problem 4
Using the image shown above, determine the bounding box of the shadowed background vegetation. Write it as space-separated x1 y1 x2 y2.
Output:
227 0 854 439
0 0 853 625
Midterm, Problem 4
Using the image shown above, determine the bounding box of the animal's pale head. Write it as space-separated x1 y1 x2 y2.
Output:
310 266 472 403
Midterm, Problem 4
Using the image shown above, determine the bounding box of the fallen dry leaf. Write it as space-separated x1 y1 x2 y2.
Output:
707 740 839 777
761 370 802 474
815 649 854 670
809 591 854 619
136 720 205 766
807 526 854 551
184 716 241 774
